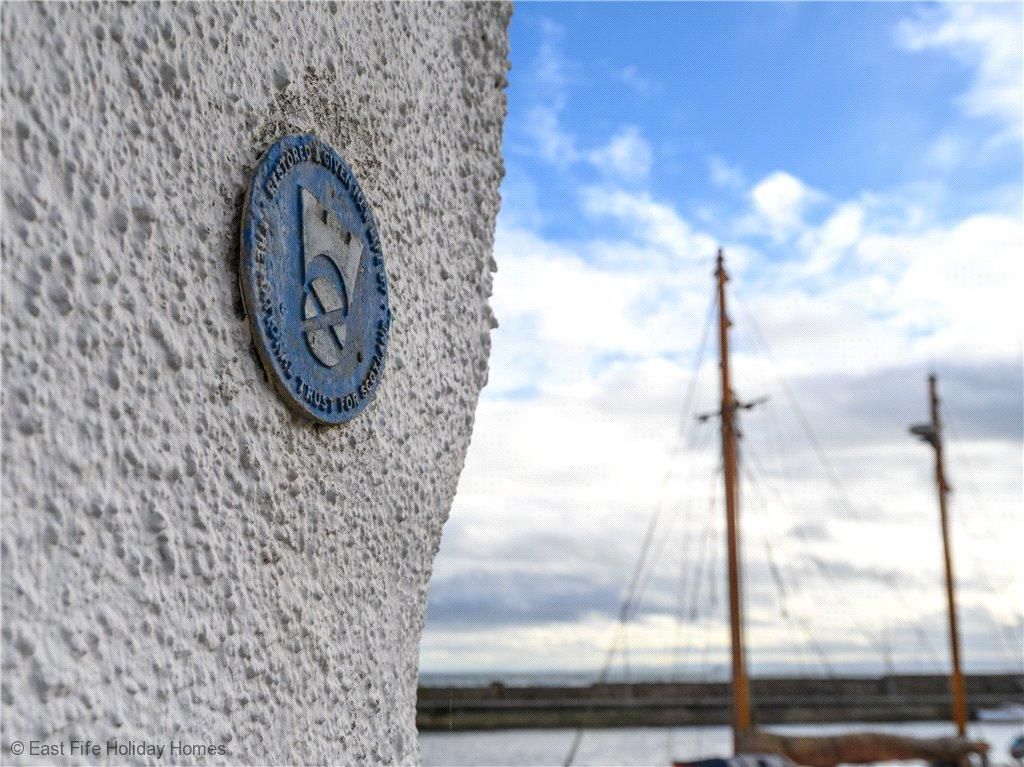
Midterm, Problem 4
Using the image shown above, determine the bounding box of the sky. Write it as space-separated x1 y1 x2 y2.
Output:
420 2 1023 680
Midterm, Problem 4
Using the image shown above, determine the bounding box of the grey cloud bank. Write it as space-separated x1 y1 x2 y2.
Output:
424 352 1022 673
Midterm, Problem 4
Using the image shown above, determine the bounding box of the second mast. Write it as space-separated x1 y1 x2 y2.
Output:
715 248 752 746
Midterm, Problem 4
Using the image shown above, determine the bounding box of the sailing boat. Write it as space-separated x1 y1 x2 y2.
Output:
672 250 989 767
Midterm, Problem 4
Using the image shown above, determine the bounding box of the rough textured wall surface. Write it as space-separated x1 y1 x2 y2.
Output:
1 2 508 764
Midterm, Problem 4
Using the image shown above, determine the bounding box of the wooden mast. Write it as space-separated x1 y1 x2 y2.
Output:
737 377 989 767
715 248 751 748
926 374 969 735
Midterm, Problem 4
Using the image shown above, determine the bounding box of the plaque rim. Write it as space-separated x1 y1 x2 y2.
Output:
239 133 391 425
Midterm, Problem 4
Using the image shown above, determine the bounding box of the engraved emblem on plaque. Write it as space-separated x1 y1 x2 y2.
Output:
239 135 391 424
300 188 363 368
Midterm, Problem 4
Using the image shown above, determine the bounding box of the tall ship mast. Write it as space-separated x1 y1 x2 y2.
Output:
680 250 988 767
910 374 969 737
714 248 752 749
566 249 994 767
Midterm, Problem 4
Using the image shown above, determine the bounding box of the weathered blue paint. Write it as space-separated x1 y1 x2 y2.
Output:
240 135 391 424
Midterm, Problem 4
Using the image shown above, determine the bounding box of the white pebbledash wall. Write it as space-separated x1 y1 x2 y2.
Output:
1 3 508 764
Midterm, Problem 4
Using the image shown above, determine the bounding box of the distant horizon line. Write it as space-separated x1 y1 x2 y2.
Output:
419 665 1024 681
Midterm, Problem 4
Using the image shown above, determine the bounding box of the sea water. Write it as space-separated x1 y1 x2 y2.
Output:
420 720 1024 767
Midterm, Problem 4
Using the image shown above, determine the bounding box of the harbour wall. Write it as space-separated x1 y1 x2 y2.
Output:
1 3 509 764
417 674 1024 730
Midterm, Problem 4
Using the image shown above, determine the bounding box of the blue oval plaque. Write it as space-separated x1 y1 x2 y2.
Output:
239 135 391 424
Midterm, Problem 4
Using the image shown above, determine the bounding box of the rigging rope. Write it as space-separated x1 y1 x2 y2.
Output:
562 286 718 767
942 413 1024 671
732 294 950 672
667 461 721 761
742 457 837 676
741 445 899 666
620 286 721 678
628 423 717 625
732 296 864 523
764 534 834 675
694 498 723 758
747 391 828 675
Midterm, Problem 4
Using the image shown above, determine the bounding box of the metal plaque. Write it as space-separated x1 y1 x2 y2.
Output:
239 135 391 424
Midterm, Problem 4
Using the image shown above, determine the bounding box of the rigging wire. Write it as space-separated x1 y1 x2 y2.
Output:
764 532 827 675
747 391 825 676
562 285 718 767
742 438 944 669
694 494 723 758
667 461 721 761
732 312 903 673
742 458 836 676
942 413 1023 671
731 293 948 671
736 448 817 677
741 443 899 665
620 286 720 679
628 422 717 625
759 387 901 672
731 295 864 522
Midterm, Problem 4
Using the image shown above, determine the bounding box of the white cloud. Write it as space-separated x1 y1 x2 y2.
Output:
745 171 824 242
708 155 746 190
519 19 580 166
818 203 865 253
520 28 653 178
857 213 1024 362
898 3 1024 140
485 192 720 395
580 186 718 265
524 105 579 166
618 64 653 95
427 323 1023 673
740 189 1022 375
924 132 969 171
796 202 866 277
587 126 653 182
534 18 570 100
426 172 1022 676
